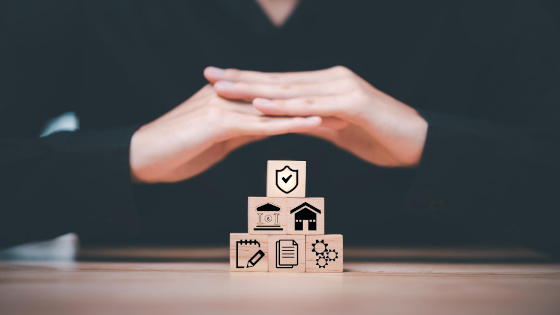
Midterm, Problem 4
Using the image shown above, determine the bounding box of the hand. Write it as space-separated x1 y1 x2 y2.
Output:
130 85 322 183
204 66 428 167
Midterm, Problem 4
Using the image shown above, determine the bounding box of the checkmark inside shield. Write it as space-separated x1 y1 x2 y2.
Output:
276 165 299 194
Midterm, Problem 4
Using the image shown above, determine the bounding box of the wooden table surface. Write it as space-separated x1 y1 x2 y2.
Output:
1 235 560 315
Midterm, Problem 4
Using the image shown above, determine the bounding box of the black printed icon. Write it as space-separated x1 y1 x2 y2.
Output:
290 202 321 231
311 239 338 268
236 239 264 268
247 250 265 268
276 239 298 268
276 165 298 194
281 174 292 183
254 203 283 231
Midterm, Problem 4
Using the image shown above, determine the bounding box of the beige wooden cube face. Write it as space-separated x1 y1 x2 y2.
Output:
230 234 268 272
248 197 287 235
268 235 306 273
266 160 306 198
287 198 324 235
306 235 343 273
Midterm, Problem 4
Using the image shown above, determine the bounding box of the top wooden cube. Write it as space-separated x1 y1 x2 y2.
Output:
266 160 306 198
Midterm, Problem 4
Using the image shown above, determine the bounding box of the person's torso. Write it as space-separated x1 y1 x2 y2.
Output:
76 0 514 244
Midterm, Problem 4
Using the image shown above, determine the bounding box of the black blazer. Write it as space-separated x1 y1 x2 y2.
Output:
1 0 559 255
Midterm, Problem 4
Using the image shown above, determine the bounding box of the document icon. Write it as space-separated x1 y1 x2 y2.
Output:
276 239 298 268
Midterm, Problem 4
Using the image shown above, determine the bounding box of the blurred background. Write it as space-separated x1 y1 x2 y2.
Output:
2 3 560 315
1 0 559 258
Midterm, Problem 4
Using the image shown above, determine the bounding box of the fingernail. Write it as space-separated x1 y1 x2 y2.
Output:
305 116 321 123
215 81 234 89
205 66 224 75
254 98 272 106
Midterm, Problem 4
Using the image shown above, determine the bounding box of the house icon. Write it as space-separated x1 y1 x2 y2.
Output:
290 202 321 231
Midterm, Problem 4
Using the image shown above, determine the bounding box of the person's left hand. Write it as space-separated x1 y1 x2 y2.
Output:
204 66 428 167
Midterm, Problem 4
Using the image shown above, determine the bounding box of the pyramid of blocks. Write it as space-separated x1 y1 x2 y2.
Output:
230 160 343 273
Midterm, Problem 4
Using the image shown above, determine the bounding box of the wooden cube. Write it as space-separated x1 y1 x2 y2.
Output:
268 235 306 273
230 234 268 272
305 235 343 273
266 160 306 198
248 197 287 234
286 198 324 235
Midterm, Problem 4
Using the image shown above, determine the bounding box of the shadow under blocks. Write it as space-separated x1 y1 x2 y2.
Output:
230 161 343 273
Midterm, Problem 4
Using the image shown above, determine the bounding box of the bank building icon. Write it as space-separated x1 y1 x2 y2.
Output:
254 203 283 231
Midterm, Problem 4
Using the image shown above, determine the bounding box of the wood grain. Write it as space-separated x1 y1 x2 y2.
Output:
1 244 560 315
306 234 343 273
248 197 288 235
287 197 325 235
266 160 306 197
268 235 306 272
230 234 268 272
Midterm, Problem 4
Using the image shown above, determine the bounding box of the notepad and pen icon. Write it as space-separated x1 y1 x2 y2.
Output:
276 239 299 268
236 239 265 269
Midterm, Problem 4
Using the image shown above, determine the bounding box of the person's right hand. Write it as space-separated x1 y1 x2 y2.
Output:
129 85 322 183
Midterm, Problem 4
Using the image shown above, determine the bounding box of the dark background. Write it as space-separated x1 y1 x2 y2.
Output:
1 0 559 250
127 0 560 248
123 0 560 247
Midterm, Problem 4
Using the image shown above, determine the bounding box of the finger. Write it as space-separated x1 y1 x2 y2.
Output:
253 95 349 117
230 115 322 137
214 78 354 100
204 96 263 115
177 93 259 117
224 102 264 116
204 66 352 84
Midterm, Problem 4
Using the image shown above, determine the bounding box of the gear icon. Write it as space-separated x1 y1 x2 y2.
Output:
316 256 328 268
326 249 338 261
311 239 328 256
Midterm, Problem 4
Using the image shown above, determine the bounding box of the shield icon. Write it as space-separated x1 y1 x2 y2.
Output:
276 165 299 194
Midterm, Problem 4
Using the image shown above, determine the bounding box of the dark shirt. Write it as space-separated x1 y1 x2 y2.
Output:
1 1 560 255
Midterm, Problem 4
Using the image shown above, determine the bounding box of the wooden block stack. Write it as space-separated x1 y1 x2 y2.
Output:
230 160 343 273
